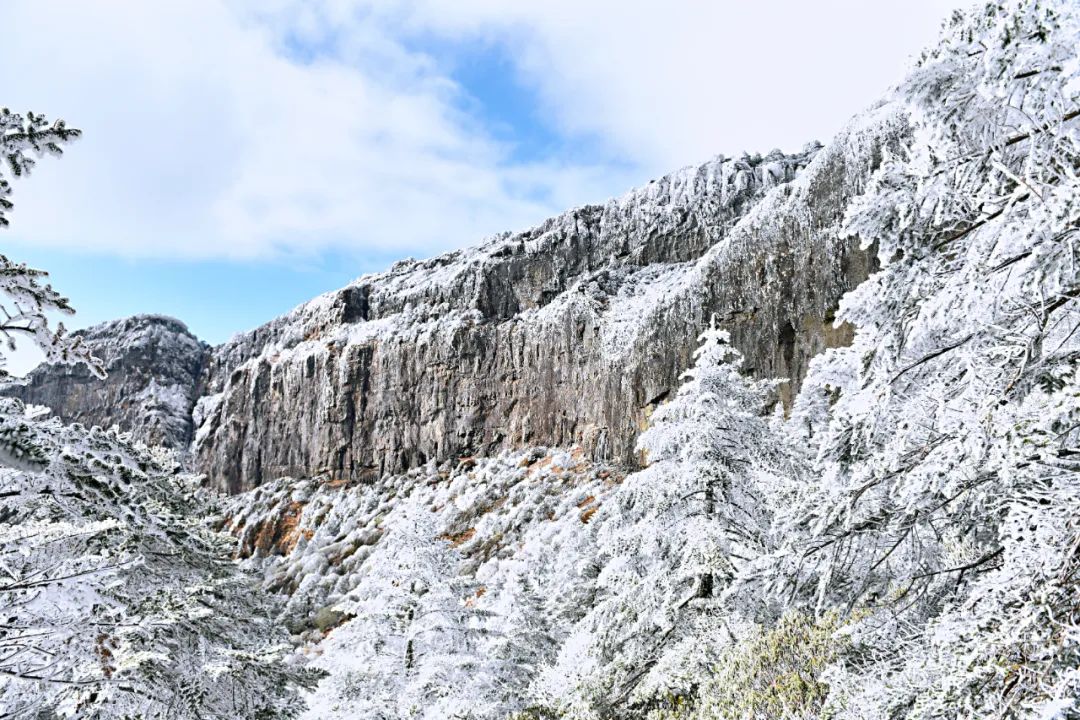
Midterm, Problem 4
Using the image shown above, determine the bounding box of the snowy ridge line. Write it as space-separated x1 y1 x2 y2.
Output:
205 145 820 381
182 132 861 486
207 101 896 387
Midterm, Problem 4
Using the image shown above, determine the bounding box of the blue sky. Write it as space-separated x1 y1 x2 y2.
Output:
2 0 968 370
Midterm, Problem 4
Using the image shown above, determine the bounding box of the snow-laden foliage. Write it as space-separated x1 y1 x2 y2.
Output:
0 399 317 718
766 2 1080 717
222 447 620 719
211 3 1080 718
601 1 1080 718
534 327 798 717
309 504 494 720
9 1 1079 717
0 109 101 379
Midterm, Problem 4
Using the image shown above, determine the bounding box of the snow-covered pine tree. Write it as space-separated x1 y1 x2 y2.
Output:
0 401 319 718
766 1 1080 716
308 501 494 720
477 563 557 718
0 109 101 382
551 324 793 714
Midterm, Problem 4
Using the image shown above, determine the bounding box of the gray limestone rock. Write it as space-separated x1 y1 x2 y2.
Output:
192 108 899 492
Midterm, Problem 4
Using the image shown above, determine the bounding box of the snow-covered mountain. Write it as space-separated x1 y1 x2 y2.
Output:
5 1 1080 718
6 133 884 493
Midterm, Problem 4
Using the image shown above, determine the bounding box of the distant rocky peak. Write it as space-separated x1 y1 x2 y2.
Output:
0 314 210 450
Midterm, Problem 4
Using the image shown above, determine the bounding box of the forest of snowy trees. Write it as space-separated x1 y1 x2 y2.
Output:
2 0 1080 718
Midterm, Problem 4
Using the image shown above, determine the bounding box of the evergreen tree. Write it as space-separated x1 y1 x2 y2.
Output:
480 564 557 717
0 106 317 717
309 501 492 720
769 2 1080 716
0 109 101 381
0 401 319 718
550 325 793 713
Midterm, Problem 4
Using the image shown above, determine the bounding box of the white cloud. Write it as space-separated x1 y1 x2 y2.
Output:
388 0 973 168
1 0 971 262
1 0 622 261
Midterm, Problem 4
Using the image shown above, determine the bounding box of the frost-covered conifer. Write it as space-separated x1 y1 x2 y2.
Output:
0 107 315 718
0 109 101 381
0 401 317 718
477 564 557 718
549 325 793 714
307 502 493 719
769 2 1080 716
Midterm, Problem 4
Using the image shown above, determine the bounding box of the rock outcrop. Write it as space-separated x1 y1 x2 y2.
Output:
5 104 904 493
1 315 210 449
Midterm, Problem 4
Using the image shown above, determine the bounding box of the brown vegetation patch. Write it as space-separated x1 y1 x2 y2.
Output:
440 527 476 547
248 500 308 557
95 633 116 679
580 505 599 524
601 471 624 488
428 472 451 487
518 449 545 468
476 496 507 518
465 586 487 607
314 607 355 637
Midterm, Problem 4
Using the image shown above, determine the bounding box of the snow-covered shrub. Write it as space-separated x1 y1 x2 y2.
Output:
694 611 854 720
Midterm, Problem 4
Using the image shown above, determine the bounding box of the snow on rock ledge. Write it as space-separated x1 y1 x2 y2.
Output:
10 122 894 492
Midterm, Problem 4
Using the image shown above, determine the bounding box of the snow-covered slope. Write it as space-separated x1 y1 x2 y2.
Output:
222 446 619 717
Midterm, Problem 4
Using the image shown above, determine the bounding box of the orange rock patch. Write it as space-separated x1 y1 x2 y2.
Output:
249 500 309 556
440 527 476 547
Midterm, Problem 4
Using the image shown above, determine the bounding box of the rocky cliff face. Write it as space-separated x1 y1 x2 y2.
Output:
1 315 210 449
6 104 903 493
191 106 897 493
